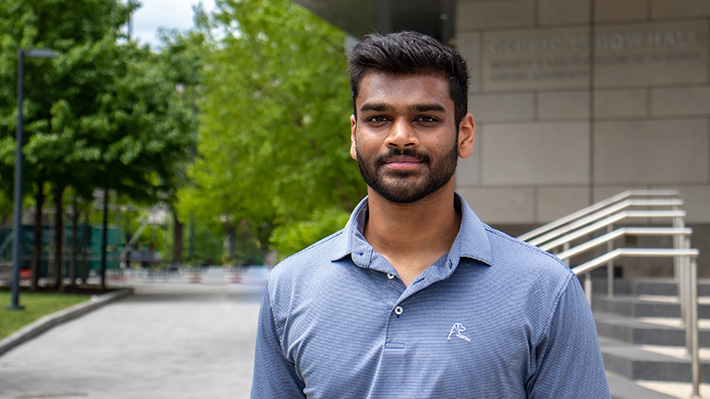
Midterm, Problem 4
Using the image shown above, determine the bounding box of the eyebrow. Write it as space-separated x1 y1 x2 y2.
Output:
410 103 446 113
359 102 446 113
359 103 392 113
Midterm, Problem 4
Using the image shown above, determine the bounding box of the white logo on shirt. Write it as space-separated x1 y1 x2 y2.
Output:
447 323 471 342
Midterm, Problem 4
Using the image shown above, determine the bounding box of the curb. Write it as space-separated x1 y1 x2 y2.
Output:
0 287 134 357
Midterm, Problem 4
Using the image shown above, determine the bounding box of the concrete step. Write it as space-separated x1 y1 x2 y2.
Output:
595 312 710 347
591 278 710 297
600 338 709 383
592 295 710 318
607 372 677 399
633 380 710 398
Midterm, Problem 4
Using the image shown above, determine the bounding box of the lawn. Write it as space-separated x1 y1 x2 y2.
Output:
0 291 91 340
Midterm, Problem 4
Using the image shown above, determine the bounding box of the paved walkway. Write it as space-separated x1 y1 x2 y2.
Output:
0 267 266 399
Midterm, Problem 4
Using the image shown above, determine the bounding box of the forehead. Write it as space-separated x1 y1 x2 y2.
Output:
356 72 453 112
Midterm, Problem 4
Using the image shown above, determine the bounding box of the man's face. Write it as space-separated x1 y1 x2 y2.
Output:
350 72 469 203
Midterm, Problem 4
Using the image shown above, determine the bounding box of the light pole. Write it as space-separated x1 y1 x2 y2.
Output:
7 48 57 311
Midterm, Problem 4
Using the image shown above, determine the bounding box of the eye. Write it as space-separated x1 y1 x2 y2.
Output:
365 115 390 125
415 115 439 124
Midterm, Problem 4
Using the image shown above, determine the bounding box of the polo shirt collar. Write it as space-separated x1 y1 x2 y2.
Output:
330 192 493 270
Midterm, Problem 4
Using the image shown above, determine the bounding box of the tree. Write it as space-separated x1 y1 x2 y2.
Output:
0 0 197 287
180 0 365 263
0 0 136 287
150 28 206 268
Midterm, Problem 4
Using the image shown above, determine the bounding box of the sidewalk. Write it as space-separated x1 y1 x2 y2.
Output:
0 267 266 399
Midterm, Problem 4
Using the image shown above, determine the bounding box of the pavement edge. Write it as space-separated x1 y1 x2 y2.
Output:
0 287 134 357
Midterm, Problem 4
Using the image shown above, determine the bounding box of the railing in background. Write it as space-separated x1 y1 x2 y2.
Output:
518 189 701 397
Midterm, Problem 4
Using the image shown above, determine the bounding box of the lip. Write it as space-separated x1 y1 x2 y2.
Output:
383 155 423 170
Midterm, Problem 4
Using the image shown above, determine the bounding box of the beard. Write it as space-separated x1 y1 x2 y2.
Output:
356 142 459 204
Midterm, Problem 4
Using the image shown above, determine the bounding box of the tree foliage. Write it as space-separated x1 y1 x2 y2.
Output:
0 0 197 203
0 0 199 285
179 0 365 263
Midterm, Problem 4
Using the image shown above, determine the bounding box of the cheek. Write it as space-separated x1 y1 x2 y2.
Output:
351 133 378 158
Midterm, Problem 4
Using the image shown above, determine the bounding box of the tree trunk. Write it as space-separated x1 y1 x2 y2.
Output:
257 221 275 267
222 217 234 266
172 209 183 269
124 230 132 270
30 180 44 290
68 196 79 288
80 209 90 285
100 189 108 289
52 184 66 289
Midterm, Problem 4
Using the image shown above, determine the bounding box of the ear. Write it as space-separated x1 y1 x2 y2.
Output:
457 113 475 159
350 114 358 160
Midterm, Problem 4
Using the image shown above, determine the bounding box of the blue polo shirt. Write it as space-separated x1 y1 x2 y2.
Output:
251 193 610 398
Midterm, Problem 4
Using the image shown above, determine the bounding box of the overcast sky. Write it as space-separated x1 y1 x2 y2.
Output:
129 0 215 46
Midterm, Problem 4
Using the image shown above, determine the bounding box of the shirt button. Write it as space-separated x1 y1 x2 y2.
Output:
394 306 403 315
387 273 395 280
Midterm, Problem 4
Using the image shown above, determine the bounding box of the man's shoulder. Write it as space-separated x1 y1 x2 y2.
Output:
269 228 347 282
484 224 563 260
280 228 345 265
482 223 573 279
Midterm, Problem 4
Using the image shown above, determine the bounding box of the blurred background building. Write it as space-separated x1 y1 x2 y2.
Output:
294 0 710 276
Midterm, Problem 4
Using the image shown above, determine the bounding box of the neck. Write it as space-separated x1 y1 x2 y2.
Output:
364 182 461 286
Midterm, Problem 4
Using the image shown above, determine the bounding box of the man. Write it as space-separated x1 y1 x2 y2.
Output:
251 31 610 398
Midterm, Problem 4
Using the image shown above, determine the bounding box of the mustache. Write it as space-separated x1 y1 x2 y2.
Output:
375 148 431 166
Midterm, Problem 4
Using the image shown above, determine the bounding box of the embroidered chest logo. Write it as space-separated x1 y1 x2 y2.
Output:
447 323 471 342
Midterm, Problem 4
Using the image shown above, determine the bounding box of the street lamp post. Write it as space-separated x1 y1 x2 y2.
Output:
7 48 57 311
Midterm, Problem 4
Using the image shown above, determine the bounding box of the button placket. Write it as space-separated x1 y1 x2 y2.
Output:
383 271 406 351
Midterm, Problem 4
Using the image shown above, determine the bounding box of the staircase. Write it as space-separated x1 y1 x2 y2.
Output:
518 190 703 398
593 278 708 398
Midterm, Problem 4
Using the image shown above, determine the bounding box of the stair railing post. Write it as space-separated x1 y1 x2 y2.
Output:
561 242 569 266
673 204 689 328
584 272 593 309
673 205 683 281
607 225 614 297
684 263 691 354
685 254 692 355
689 256 701 398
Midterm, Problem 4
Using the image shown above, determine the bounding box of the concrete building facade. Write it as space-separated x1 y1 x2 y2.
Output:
295 0 709 273
453 0 709 232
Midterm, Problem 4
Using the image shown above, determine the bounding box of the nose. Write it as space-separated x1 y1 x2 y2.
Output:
385 119 419 149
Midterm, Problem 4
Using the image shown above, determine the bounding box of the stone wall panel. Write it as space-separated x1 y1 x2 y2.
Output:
651 86 710 117
593 119 709 185
481 122 589 185
458 187 536 224
457 0 535 31
538 90 590 120
594 89 649 119
469 93 535 122
595 0 649 23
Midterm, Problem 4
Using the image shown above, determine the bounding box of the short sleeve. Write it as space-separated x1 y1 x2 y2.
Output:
250 283 306 398
527 276 611 398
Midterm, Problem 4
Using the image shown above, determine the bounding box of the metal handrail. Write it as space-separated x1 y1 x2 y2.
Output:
528 200 684 247
519 189 680 242
555 227 693 261
518 189 701 397
572 247 699 276
538 210 687 253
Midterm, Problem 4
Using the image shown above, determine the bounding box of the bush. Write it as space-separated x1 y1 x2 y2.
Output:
270 207 350 260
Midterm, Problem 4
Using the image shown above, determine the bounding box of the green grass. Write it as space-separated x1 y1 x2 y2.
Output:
0 291 91 340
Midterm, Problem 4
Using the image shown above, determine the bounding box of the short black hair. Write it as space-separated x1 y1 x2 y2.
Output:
348 31 469 125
